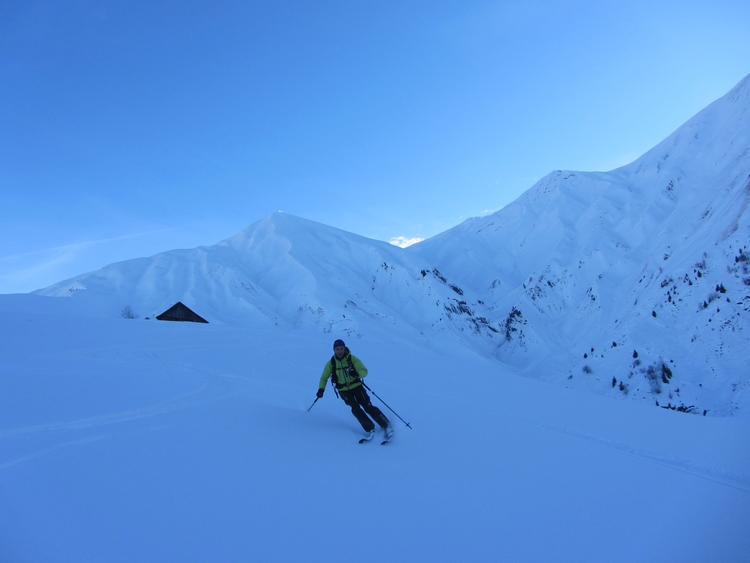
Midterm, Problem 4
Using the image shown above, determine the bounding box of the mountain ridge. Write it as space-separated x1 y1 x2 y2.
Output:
34 74 750 416
408 73 750 415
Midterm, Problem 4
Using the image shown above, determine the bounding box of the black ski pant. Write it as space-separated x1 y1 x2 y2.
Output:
339 385 390 432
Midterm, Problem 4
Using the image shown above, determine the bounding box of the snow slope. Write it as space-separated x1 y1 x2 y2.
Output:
1 294 748 562
410 73 750 416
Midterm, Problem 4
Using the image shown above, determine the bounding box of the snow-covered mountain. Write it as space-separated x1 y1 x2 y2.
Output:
410 73 750 416
35 74 750 416
38 212 504 352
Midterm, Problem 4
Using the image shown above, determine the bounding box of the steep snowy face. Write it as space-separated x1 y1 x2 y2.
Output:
409 73 750 415
411 74 750 295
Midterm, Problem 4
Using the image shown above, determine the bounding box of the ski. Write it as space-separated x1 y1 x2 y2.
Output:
358 430 376 444
358 427 393 444
381 427 394 445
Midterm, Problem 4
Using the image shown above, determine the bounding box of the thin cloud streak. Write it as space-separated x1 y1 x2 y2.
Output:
0 228 176 262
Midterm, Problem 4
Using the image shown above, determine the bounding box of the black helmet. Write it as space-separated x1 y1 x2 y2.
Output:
333 339 346 349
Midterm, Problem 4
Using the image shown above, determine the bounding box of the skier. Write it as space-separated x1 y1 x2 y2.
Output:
316 339 393 442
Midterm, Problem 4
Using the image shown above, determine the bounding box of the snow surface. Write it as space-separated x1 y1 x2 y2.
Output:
4 75 750 560
1 294 748 562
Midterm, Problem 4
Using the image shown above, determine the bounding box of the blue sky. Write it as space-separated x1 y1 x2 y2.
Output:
1 0 749 294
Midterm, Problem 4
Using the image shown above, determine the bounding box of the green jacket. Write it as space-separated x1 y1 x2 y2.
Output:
319 349 369 392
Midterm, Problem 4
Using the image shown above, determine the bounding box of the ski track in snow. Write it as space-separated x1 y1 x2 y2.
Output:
2 315 748 561
421 386 750 493
0 435 108 470
528 418 750 493
0 383 212 441
3 332 747 495
0 379 224 473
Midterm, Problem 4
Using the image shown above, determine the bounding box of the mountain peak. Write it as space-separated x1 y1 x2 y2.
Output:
32 75 750 416
410 75 750 414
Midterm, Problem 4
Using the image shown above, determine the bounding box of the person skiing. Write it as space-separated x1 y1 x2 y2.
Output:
316 339 393 442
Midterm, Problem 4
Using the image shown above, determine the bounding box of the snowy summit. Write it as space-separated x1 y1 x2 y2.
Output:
36 74 750 417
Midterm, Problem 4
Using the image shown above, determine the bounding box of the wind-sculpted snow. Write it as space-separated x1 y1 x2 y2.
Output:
34 74 750 416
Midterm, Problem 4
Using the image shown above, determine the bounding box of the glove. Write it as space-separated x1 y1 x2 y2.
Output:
316 388 324 398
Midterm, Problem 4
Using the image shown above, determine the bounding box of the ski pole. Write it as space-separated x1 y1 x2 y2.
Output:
359 381 412 429
307 397 319 412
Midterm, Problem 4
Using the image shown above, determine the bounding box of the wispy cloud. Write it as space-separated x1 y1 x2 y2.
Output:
389 236 424 248
0 228 175 262
0 228 178 293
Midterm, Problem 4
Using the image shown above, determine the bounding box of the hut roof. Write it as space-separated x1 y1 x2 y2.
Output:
155 302 208 323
